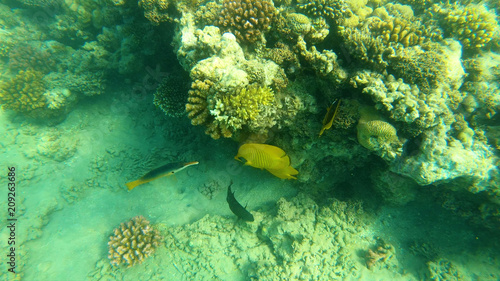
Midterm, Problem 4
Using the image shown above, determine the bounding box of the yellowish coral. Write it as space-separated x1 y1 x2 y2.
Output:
186 79 212 126
370 17 424 47
108 216 162 267
0 69 47 113
220 85 275 123
357 108 403 161
441 4 498 49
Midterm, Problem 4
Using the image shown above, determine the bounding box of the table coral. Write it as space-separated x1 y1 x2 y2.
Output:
0 69 47 113
108 216 162 267
216 0 276 43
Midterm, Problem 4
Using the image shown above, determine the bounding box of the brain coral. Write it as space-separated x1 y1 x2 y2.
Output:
0 69 47 113
108 216 162 267
216 0 276 43
357 119 403 161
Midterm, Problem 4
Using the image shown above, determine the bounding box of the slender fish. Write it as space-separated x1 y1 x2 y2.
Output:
125 161 199 190
226 181 254 222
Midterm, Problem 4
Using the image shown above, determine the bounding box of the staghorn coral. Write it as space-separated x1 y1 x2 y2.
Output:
0 69 47 113
108 216 162 267
436 3 498 50
216 0 276 43
154 74 190 118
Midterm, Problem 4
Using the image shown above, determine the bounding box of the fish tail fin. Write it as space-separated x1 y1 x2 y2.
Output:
125 179 145 190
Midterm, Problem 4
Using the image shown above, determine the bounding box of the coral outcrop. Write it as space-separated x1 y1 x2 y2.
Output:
108 216 162 267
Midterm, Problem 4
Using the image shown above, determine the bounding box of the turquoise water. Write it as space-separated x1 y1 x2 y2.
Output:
0 0 499 280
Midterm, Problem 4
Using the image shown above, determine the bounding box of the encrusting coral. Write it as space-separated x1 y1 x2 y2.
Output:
215 0 276 43
108 216 162 267
0 69 47 113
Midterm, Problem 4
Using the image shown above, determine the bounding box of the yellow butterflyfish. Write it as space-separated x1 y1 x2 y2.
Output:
125 161 199 190
234 143 298 179
319 99 341 137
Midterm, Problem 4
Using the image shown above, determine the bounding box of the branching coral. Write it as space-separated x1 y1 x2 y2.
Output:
0 69 47 113
436 3 498 49
108 216 162 267
296 0 348 23
216 0 276 43
370 17 425 47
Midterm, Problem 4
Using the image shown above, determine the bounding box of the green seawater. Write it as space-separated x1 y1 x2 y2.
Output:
0 0 499 280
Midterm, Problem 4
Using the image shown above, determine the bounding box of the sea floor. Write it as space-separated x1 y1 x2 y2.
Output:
0 85 499 280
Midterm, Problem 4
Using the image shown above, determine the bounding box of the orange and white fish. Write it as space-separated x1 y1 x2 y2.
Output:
125 161 199 190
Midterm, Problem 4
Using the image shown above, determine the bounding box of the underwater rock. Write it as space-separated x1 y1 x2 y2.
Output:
108 216 162 267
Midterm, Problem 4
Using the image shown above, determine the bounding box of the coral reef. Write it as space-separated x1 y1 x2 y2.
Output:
216 0 276 43
0 69 47 113
178 27 294 139
108 216 162 267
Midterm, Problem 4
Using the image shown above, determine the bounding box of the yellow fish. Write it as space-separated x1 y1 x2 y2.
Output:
319 99 341 137
234 143 298 179
125 161 199 190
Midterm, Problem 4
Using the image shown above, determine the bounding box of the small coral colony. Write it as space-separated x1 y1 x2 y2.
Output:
1 0 499 269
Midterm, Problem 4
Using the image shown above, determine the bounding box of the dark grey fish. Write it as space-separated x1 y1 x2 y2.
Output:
226 182 254 222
